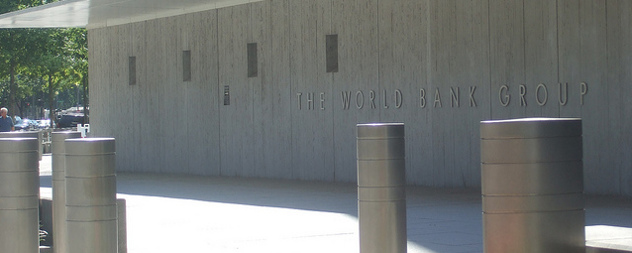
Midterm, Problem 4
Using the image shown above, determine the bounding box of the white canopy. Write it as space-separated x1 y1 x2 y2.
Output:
0 0 261 29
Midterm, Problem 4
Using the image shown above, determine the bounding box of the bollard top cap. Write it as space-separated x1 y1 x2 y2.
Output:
0 131 40 138
0 137 39 153
65 137 115 155
357 122 404 127
480 117 582 139
51 131 82 142
481 117 581 124
66 137 115 142
357 123 405 139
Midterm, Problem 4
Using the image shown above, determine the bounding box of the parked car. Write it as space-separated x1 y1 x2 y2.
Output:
56 113 85 128
37 119 51 129
14 119 38 131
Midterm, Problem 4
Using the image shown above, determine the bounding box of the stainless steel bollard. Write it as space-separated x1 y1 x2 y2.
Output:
480 118 585 253
52 131 81 253
0 138 40 253
357 123 407 253
65 138 117 253
117 199 128 253
0 131 43 160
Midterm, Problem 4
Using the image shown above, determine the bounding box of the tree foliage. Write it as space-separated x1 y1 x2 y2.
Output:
0 0 88 121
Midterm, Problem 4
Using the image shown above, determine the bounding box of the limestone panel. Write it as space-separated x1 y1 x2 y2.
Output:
289 0 335 181
607 0 632 196
250 1 268 178
424 0 490 187
188 11 221 175
428 0 452 186
142 18 167 173
185 11 221 176
252 0 294 179
332 0 379 183
218 5 256 177
377 0 431 185
105 27 119 140
489 0 525 119
115 24 134 172
558 0 610 194
131 21 153 173
523 0 558 117
453 0 490 187
88 28 108 138
180 12 196 175
160 16 188 174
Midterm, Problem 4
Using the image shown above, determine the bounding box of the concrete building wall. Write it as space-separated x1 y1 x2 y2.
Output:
89 0 632 196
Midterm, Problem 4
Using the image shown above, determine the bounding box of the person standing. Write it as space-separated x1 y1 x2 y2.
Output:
0 108 14 132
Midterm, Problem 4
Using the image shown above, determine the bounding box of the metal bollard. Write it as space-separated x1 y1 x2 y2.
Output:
117 199 128 253
0 138 40 253
357 123 407 253
480 118 585 253
65 138 117 253
0 131 43 160
52 131 81 253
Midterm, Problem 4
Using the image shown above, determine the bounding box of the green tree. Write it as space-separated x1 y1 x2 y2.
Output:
64 28 89 120
27 28 86 125
1 0 88 125
40 30 66 124
0 0 49 117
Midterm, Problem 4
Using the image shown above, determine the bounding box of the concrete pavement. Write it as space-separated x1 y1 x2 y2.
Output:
38 154 632 253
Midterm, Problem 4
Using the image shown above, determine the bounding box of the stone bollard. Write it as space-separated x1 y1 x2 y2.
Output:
52 131 82 253
480 118 585 253
65 138 117 253
0 131 43 160
0 138 40 253
357 123 407 253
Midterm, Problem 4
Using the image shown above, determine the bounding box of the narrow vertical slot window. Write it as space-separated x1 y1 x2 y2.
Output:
224 85 230 105
129 56 136 85
183 50 191 82
247 43 258 77
326 34 338 73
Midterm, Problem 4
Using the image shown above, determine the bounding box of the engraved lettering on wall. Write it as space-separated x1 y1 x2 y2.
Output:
519 84 526 106
298 92 319 110
536 83 548 106
341 91 351 110
495 82 587 107
356 91 364 109
559 83 568 106
450 87 459 107
369 90 376 109
296 82 588 111
320 93 326 110
580 82 588 105
394 89 402 108
469 86 477 107
307 92 314 110
339 89 401 110
434 88 442 108
382 89 389 109
499 85 510 107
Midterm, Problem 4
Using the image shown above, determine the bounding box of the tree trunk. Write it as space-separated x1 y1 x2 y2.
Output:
48 73 55 128
82 75 89 123
15 103 22 118
9 58 16 118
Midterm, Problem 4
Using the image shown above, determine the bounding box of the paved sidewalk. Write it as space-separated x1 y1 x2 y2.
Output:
38 154 632 253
